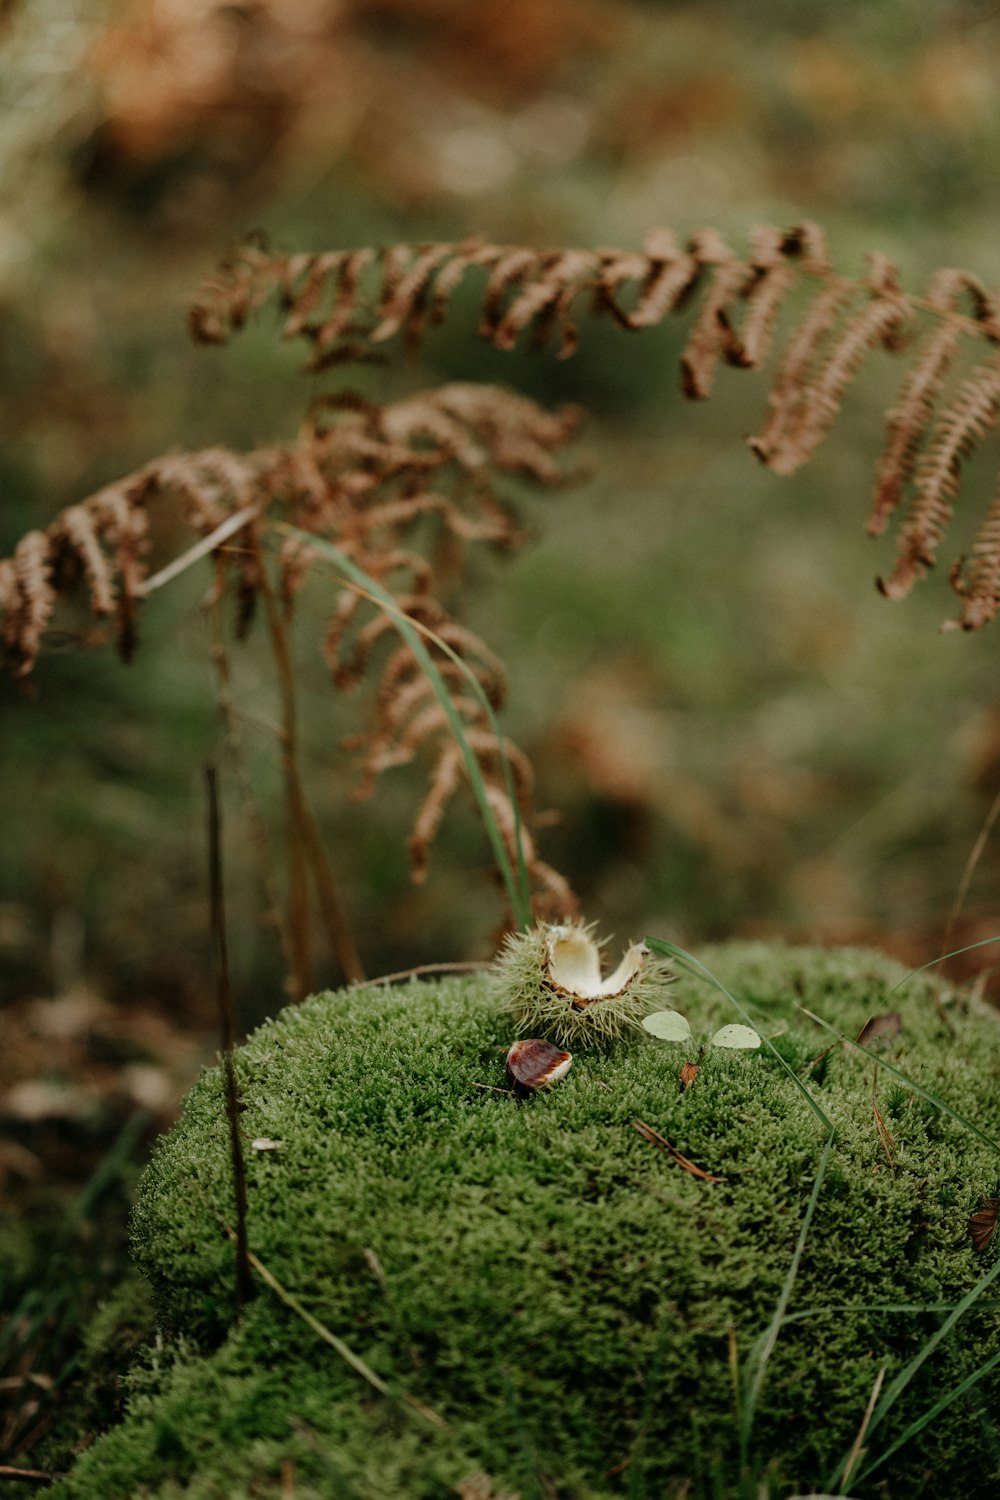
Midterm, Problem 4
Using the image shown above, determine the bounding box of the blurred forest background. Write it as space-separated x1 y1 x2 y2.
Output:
4 0 1000 1471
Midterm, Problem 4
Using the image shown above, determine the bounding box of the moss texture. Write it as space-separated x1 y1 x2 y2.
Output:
52 944 1000 1499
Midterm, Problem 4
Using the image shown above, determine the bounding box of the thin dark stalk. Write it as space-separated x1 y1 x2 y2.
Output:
0 1466 66 1486
295 791 366 983
249 525 312 997
205 763 253 1314
942 780 1000 962
254 533 364 988
209 566 294 979
350 959 490 991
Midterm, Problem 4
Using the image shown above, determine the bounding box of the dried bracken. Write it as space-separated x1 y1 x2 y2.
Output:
0 385 580 915
191 226 1000 629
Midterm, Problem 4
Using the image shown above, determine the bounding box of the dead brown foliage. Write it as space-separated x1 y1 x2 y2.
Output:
0 385 581 923
190 226 1000 629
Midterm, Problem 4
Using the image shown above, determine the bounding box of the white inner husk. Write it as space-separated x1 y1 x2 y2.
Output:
544 924 646 1000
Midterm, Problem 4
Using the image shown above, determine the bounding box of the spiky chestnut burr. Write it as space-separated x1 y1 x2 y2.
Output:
492 920 674 1049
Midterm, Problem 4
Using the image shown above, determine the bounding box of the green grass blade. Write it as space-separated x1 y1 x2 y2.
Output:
643 937 833 1132
641 938 838 1476
745 1300 1000 1344
887 934 1000 995
738 1133 835 1470
280 526 532 929
223 1226 448 1432
61 1110 148 1238
797 1005 1000 1155
851 1346 1000 1488
827 1255 1000 1491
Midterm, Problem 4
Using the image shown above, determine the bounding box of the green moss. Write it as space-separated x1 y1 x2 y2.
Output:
53 944 1000 1498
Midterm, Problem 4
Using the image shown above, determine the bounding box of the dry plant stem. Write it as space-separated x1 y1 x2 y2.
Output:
220 1224 448 1432
254 534 366 990
350 959 490 991
209 574 294 978
841 1363 888 1490
942 779 1000 963
0 1466 66 1486
205 764 253 1315
138 504 258 597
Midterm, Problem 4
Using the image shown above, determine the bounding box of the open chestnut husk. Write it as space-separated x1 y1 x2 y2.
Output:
506 1039 573 1095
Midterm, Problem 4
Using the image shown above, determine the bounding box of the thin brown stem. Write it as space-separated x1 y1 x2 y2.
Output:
205 764 253 1315
943 779 1000 958
294 796 366 982
209 570 294 979
254 530 365 986
349 959 489 992
253 527 314 998
0 1467 67 1486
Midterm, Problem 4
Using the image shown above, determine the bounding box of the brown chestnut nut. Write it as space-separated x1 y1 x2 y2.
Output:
505 1039 573 1094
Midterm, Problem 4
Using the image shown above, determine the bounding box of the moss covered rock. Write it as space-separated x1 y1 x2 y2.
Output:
54 944 1000 1498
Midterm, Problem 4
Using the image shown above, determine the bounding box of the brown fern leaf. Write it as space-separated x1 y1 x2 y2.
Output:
679 230 752 400
371 244 456 346
55 504 116 617
870 321 966 538
480 248 546 340
868 269 1000 537
89 481 152 660
754 254 911 475
428 239 503 328
880 359 1000 601
790 254 911 460
188 237 278 344
3 532 56 677
747 278 857 472
192 231 1000 469
327 593 444 691
280 251 344 341
409 745 464 883
331 569 564 908
311 248 375 357
427 383 583 483
1 376 579 913
725 224 823 370
948 484 1000 631
491 249 597 354
363 698 483 782
598 231 697 330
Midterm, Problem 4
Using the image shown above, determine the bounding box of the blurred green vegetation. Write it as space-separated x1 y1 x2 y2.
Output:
4 0 1000 1009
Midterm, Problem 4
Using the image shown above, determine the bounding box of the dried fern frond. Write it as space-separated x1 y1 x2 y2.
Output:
880 359 1000 602
2 532 56 677
867 268 994 537
191 227 1000 628
949 485 1000 631
0 383 578 916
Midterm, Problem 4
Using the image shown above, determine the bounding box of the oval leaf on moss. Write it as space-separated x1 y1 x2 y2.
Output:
642 1010 693 1043
710 1023 761 1050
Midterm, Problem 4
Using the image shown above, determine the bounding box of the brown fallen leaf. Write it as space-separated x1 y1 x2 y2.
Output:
679 1061 700 1091
632 1118 723 1182
856 1012 902 1047
967 1197 1000 1253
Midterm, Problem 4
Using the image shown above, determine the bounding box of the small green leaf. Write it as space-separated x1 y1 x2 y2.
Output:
710 1023 761 1050
642 1010 692 1043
